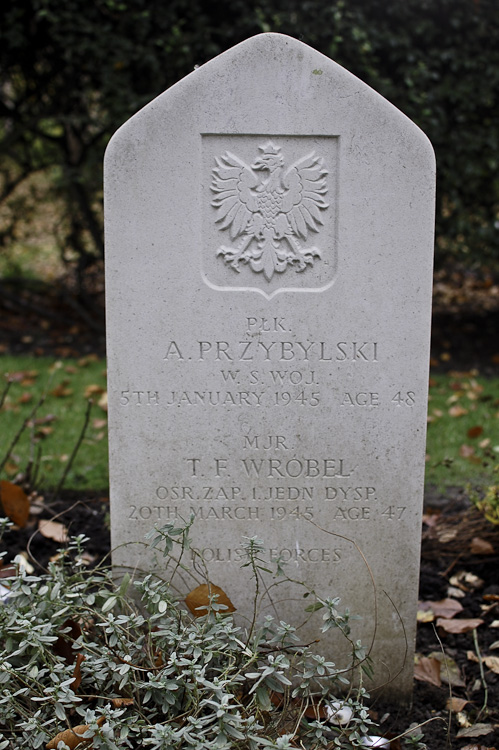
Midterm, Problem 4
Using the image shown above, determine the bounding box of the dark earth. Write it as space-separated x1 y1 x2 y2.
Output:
1 267 499 748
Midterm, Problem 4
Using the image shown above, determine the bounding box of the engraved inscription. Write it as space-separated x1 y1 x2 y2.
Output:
211 142 328 280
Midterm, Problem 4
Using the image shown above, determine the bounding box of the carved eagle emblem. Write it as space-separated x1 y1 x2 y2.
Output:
210 142 329 281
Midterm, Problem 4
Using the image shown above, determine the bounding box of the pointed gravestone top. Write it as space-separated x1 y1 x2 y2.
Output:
105 34 435 700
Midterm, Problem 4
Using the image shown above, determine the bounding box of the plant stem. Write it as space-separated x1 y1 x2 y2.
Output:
53 398 92 497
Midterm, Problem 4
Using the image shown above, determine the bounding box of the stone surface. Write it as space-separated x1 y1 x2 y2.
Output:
104 33 435 699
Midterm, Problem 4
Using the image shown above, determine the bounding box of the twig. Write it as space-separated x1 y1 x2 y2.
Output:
53 398 93 498
473 626 488 720
0 389 47 474
0 378 12 410
306 518 378 662
432 622 453 748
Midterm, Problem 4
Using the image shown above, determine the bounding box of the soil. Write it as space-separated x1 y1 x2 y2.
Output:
1 267 499 747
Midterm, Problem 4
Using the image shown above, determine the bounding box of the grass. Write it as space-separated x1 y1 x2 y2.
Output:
1 355 499 493
426 371 499 489
0 354 108 490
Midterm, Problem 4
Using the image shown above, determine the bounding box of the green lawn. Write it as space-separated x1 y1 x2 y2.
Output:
426 371 499 489
0 355 108 490
1 356 498 492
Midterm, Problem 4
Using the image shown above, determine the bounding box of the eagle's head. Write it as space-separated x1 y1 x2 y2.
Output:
252 142 284 172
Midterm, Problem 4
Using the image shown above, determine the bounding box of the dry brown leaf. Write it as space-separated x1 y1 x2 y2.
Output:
414 655 441 687
97 392 108 411
482 656 499 674
457 724 495 739
467 425 484 439
39 519 69 543
78 354 99 366
417 609 435 623
428 651 465 687
185 583 236 617
0 481 30 527
0 564 17 579
84 384 105 399
446 697 469 712
72 654 86 690
18 392 33 404
460 444 475 458
420 598 463 619
32 414 57 426
92 418 107 429
53 619 82 664
461 744 497 750
437 617 484 634
51 382 73 398
36 426 54 438
111 697 134 707
470 537 495 555
449 405 468 417
46 716 105 749
449 571 484 591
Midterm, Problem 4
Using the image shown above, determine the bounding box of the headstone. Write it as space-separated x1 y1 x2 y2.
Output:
105 33 435 699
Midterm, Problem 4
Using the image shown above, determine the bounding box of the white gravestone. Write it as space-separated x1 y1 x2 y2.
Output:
105 33 435 699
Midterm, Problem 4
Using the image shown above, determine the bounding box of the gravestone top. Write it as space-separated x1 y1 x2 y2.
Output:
105 33 435 700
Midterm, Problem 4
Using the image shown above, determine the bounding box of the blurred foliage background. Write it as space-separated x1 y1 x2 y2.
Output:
0 0 498 297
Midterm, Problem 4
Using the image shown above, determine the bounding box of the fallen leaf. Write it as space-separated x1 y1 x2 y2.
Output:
185 583 235 617
72 653 86 690
470 654 499 673
53 619 82 664
51 384 73 398
419 597 463 619
449 405 468 417
447 586 466 599
84 384 105 399
457 724 495 739
46 717 105 749
457 712 472 728
461 744 497 750
18 392 32 404
446 697 469 712
428 651 465 687
414 655 441 687
468 426 484 439
78 354 99 366
479 438 491 449
0 481 30 526
111 697 134 707
36 426 54 438
437 617 484 633
470 537 495 555
98 391 108 411
39 519 69 543
92 418 107 429
0 564 17 579
417 609 435 623
460 444 475 458
32 414 57 425
449 571 484 591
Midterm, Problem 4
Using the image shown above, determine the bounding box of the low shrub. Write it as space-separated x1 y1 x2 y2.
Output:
0 519 424 749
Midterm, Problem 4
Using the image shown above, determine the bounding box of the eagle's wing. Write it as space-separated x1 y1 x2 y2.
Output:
210 152 258 240
280 152 328 239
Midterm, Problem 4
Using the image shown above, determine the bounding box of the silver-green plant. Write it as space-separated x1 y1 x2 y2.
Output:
0 519 395 749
